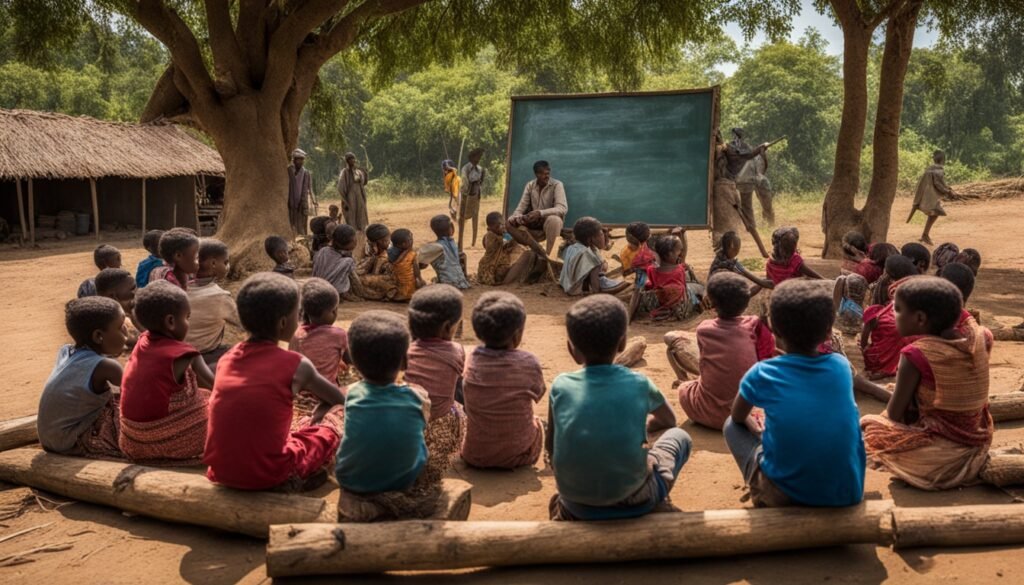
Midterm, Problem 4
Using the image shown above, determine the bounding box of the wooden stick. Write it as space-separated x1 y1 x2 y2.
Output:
0 522 53 544
15 179 27 241
27 178 34 246
266 501 895 576
0 449 336 538
0 415 37 452
90 179 99 241
892 505 1024 549
141 178 147 233
990 393 1024 422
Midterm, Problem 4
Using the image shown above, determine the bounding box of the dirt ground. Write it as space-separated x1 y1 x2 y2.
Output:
1 192 1023 584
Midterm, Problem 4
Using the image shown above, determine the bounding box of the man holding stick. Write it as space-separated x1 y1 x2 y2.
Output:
712 130 773 257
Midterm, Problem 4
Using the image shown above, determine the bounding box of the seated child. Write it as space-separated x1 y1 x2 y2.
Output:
932 242 960 275
726 280 865 507
328 204 340 224
404 285 467 469
617 222 656 284
548 295 690 521
765 227 822 286
309 216 333 253
95 268 142 351
853 242 897 285
861 255 920 378
135 229 165 287
313 224 358 299
940 262 978 332
477 212 528 286
631 233 703 321
288 278 350 415
840 230 869 272
205 272 346 491
335 311 436 511
954 248 981 276
37 297 127 458
860 277 993 490
77 244 122 298
420 214 470 289
265 235 295 278
833 273 868 335
708 231 774 290
388 228 425 302
119 280 214 463
672 272 775 430
353 223 399 301
186 239 241 368
560 217 628 295
158 228 200 290
901 242 931 274
461 292 546 469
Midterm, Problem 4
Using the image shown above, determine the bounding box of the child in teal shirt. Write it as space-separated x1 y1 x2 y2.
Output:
547 294 691 521
335 311 430 496
726 279 866 507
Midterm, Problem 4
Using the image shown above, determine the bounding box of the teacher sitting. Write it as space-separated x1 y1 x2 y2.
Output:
507 160 568 258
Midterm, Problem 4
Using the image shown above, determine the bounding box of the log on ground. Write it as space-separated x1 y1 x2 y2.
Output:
0 416 37 452
990 393 1024 422
266 500 895 576
979 452 1024 487
893 504 1024 549
0 448 336 538
338 479 473 522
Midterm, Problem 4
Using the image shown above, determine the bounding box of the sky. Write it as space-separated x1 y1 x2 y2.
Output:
719 0 939 75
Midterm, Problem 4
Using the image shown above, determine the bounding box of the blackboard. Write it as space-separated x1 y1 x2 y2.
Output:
503 88 718 229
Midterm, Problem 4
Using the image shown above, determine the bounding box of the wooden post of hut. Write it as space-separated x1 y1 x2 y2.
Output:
27 178 34 246
90 179 100 241
141 178 147 233
14 178 27 241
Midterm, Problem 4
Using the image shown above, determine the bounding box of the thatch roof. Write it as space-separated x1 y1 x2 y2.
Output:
0 109 224 181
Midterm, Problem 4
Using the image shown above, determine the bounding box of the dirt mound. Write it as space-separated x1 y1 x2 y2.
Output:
954 177 1024 200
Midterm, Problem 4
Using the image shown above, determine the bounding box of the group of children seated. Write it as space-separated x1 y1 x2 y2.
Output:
37 211 994 522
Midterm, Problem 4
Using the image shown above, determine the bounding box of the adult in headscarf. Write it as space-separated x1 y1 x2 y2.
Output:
338 152 369 258
460 148 487 249
287 149 314 235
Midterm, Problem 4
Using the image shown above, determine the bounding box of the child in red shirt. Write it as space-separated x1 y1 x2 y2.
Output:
205 272 346 491
289 278 351 416
765 227 823 286
630 234 703 321
861 255 920 379
119 280 214 463
616 222 657 286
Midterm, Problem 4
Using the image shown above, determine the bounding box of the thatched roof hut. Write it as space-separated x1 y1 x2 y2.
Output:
0 109 225 244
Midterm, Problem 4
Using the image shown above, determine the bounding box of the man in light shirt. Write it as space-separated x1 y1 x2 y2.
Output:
508 160 568 258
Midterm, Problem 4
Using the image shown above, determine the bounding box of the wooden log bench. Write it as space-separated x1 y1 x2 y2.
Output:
0 415 37 452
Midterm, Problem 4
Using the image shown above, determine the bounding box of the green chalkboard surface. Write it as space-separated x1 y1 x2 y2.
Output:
503 89 717 228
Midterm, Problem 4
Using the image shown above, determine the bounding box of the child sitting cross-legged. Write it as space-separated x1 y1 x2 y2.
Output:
901 242 931 274
765 227 823 286
548 294 690 521
477 212 529 286
932 242 960 275
940 262 979 332
77 244 123 298
707 231 774 291
158 228 200 290
861 255 920 379
616 221 656 285
833 273 868 336
335 311 444 520
954 248 982 276
265 235 295 278
404 284 467 471
560 216 628 296
186 239 241 368
288 278 350 416
119 280 214 463
37 297 127 458
860 277 993 490
419 214 470 289
726 279 865 507
353 223 399 301
136 230 165 288
94 268 142 352
461 292 546 469
669 272 775 431
313 223 359 300
630 233 704 322
204 273 346 492
388 229 426 302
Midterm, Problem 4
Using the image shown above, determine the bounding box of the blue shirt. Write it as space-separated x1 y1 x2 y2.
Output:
136 254 164 288
432 237 470 289
550 364 666 506
335 381 428 493
739 353 865 506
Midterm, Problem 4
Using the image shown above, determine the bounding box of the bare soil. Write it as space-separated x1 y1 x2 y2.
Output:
1 192 1023 584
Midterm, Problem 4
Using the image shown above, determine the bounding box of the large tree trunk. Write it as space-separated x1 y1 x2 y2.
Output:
820 2 876 258
859 0 923 243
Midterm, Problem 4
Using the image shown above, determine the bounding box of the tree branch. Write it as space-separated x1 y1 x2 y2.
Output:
867 0 910 29
205 0 250 93
140 64 192 124
237 0 272 84
262 0 351 105
309 0 431 67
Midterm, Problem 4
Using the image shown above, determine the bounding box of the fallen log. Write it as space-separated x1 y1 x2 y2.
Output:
266 500 895 576
0 416 37 452
338 479 473 522
892 504 1024 549
980 453 1024 487
0 448 335 538
990 393 1024 422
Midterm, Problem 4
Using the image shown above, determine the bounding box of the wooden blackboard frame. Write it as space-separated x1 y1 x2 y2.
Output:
501 86 720 230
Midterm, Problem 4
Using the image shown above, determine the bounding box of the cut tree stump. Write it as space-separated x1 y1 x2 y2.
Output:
266 500 895 576
338 479 472 522
990 393 1024 422
979 452 1024 487
892 504 1024 549
0 416 37 452
0 448 335 538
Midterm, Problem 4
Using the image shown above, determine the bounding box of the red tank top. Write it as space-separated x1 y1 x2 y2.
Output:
203 341 303 489
121 331 200 422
